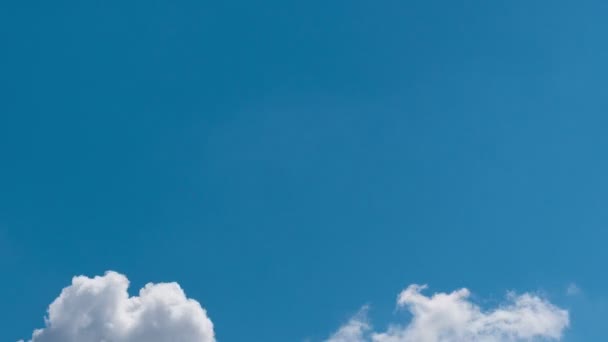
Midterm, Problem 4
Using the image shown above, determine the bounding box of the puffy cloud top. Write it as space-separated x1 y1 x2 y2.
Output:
327 284 569 342
24 271 215 342
23 272 569 342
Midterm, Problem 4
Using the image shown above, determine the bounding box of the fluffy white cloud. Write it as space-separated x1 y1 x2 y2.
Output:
23 272 569 342
23 271 215 342
327 284 569 342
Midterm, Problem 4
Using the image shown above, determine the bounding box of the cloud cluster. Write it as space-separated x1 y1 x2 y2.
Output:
23 271 215 342
326 285 569 342
23 271 569 342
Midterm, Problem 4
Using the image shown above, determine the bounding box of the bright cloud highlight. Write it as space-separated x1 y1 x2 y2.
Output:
327 284 569 342
23 272 569 342
23 271 215 342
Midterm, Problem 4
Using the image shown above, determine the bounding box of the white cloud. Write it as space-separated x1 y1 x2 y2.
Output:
326 307 370 342
327 284 569 342
23 272 570 342
23 271 215 342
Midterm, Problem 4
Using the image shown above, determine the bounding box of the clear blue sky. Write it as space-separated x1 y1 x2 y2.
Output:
1 1 607 341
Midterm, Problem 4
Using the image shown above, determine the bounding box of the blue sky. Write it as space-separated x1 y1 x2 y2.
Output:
1 1 607 341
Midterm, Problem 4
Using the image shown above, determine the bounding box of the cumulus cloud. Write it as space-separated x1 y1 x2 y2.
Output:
23 271 215 342
23 272 570 342
326 284 569 342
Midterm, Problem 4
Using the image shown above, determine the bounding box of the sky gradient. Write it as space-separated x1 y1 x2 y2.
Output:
1 1 607 341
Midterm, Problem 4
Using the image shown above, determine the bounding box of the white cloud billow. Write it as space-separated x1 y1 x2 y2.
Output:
23 271 215 342
327 284 569 342
23 272 569 342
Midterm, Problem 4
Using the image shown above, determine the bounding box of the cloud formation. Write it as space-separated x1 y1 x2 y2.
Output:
327 284 569 342
326 307 370 342
23 271 215 342
23 272 569 342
